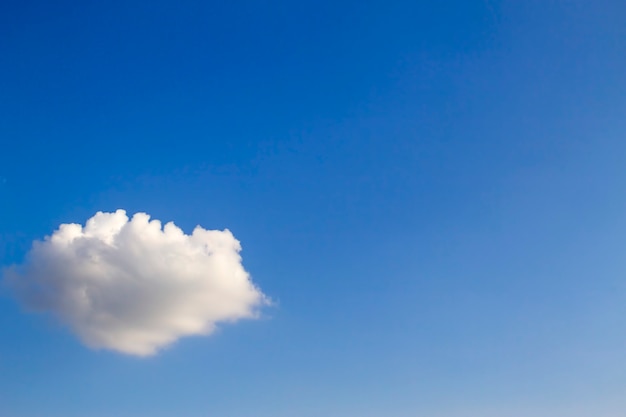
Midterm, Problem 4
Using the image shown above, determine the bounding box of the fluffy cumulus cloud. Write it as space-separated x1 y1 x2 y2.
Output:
4 210 267 356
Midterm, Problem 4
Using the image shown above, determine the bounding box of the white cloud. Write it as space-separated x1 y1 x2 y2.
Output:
3 210 268 356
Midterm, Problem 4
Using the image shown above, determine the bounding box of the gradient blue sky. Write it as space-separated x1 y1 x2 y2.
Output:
1 1 626 416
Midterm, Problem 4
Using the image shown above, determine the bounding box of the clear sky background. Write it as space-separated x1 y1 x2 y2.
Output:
1 1 626 416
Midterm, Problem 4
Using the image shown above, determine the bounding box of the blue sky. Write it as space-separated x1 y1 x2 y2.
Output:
1 0 626 416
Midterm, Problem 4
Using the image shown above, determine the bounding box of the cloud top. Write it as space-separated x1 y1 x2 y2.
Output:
4 210 267 356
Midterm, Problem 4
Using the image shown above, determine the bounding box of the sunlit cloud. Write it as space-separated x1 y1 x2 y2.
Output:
4 210 267 356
